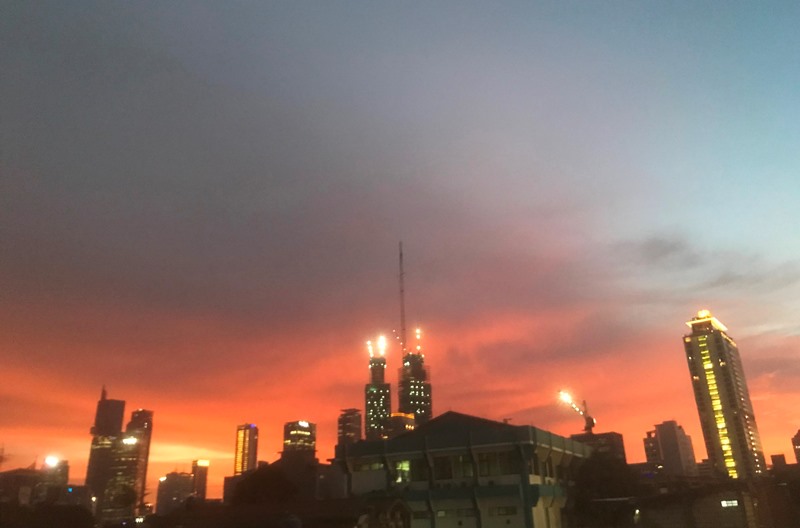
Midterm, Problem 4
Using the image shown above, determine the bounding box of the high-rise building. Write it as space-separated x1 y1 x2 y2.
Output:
126 409 153 511
283 420 316 453
86 387 125 503
683 310 765 479
397 328 432 425
386 412 415 439
793 430 800 464
337 408 362 446
395 245 433 426
156 472 194 515
191 460 209 501
643 420 698 476
364 337 391 441
100 409 154 524
234 424 258 475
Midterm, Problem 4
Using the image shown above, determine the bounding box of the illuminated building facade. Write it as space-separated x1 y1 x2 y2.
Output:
684 310 765 479
191 459 209 501
338 408 362 446
234 423 258 475
387 412 415 439
86 387 125 502
643 420 698 476
365 337 392 441
284 420 316 453
397 328 432 425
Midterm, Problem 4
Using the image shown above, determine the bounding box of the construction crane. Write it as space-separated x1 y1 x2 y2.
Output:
558 391 596 434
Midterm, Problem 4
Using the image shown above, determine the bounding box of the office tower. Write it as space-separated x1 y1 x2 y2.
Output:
397 327 432 425
364 337 391 441
283 420 316 453
793 430 800 464
234 424 258 475
43 456 69 487
337 408 362 446
86 387 125 502
191 460 209 501
156 472 194 515
683 310 765 479
126 409 153 511
396 244 433 425
100 409 154 523
643 420 698 477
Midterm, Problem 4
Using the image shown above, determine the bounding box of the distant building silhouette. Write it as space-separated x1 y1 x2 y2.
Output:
793 430 800 464
643 420 698 476
234 424 258 475
684 310 765 478
99 409 154 524
85 387 125 503
364 337 391 440
386 412 415 439
156 471 193 515
571 431 627 463
337 409 362 446
191 459 209 501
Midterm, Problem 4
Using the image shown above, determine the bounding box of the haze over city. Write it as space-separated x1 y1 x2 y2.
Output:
2 1 799 501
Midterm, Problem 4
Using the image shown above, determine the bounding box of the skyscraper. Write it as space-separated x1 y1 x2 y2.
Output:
792 430 800 464
395 244 433 425
337 408 362 446
234 424 258 475
364 337 391 441
397 327 432 425
191 460 209 501
100 409 154 524
683 310 765 479
643 420 698 476
156 472 194 515
86 387 125 503
283 420 316 454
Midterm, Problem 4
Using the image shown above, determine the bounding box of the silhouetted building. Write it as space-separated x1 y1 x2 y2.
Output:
126 409 153 511
234 423 258 475
85 387 125 503
644 420 698 476
336 411 591 527
191 460 209 501
337 408 362 446
793 430 800 463
684 310 765 479
771 454 787 469
571 431 627 462
283 421 316 454
397 328 432 425
386 412 415 439
156 471 193 515
365 337 391 440
42 457 69 487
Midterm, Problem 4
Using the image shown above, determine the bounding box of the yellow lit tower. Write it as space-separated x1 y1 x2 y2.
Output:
364 336 392 440
234 424 258 475
683 310 765 479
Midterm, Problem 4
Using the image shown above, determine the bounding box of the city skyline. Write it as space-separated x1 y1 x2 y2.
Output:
3 1 800 502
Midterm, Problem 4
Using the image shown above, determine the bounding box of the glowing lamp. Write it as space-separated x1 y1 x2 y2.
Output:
44 455 60 468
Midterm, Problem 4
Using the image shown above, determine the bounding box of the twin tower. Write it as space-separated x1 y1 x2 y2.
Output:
364 328 432 440
359 243 433 440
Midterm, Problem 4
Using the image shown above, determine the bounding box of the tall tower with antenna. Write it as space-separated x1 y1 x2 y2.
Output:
365 336 391 440
396 243 432 425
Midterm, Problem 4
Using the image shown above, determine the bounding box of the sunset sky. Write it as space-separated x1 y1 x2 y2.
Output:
2 1 799 500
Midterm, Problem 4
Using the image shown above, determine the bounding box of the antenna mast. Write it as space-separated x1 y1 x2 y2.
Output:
399 241 407 353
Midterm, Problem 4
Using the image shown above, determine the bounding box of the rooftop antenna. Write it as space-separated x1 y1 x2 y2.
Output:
399 241 407 353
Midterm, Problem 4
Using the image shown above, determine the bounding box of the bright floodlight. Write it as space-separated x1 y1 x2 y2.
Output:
122 437 138 445
377 335 387 356
44 455 59 468
366 340 374 358
196 459 210 467
559 391 573 405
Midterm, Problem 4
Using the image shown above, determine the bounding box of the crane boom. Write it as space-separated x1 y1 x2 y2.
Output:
558 391 596 434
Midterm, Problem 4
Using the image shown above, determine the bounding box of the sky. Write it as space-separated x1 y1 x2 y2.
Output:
2 1 800 500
